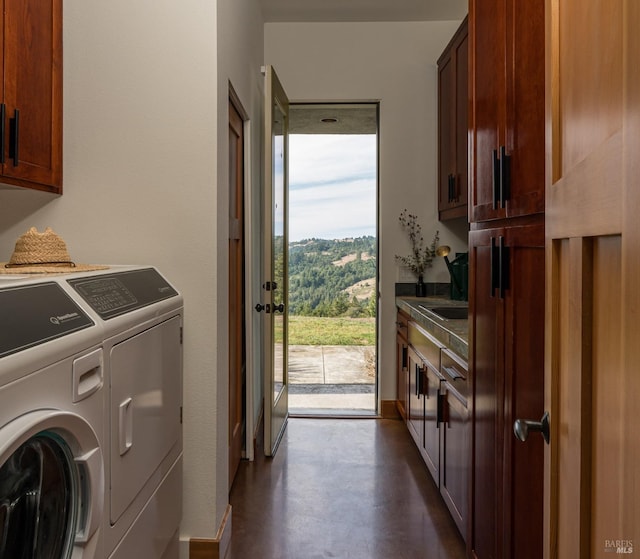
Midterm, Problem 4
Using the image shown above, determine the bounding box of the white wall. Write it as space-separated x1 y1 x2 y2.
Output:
214 0 266 538
0 0 229 548
265 21 467 402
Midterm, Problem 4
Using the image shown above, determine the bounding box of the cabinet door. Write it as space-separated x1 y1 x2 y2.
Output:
440 384 469 541
396 331 408 421
422 364 442 483
454 29 468 215
469 0 506 223
469 0 544 223
503 0 545 218
438 18 468 221
501 221 545 558
469 220 545 559
469 226 504 559
407 347 424 449
438 48 456 215
2 0 62 192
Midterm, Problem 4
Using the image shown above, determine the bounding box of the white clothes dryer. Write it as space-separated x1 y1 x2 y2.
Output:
0 278 105 559
65 267 183 559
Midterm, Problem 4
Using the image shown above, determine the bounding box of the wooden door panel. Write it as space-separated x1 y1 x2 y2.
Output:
591 236 623 554
545 0 638 556
558 0 622 175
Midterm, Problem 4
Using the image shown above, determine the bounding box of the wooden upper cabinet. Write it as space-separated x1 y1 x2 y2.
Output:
469 0 544 223
1 0 62 193
438 17 468 221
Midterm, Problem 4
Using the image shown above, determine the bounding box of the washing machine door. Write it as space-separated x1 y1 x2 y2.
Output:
0 410 104 558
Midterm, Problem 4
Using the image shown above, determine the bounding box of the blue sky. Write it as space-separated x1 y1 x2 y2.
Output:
288 134 377 242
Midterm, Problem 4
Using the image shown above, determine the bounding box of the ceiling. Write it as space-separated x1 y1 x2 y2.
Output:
290 104 378 135
260 0 468 23
267 1 468 134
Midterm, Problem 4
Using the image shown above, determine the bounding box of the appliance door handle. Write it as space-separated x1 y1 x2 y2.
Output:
118 397 133 455
72 348 104 403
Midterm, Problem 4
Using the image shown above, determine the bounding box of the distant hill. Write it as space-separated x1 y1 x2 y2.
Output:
288 236 377 317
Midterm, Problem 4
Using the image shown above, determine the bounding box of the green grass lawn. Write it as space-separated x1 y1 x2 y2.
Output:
284 316 375 345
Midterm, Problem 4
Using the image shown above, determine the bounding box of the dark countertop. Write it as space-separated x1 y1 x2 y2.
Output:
396 296 469 361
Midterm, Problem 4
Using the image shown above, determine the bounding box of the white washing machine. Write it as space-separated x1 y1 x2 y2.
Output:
0 276 105 558
65 267 183 559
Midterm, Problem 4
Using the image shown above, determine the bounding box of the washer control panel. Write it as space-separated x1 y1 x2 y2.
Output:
0 282 94 358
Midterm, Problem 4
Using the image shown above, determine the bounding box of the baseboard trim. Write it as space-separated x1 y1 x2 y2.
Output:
189 504 232 559
380 400 401 419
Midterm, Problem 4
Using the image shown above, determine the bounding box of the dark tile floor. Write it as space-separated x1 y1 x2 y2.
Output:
228 418 466 559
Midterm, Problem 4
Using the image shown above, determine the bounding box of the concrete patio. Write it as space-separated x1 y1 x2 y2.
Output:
286 345 376 415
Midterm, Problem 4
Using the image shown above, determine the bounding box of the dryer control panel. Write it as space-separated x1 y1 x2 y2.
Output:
68 268 178 320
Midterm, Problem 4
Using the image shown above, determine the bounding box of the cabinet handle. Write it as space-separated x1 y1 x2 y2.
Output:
0 104 5 165
490 236 510 299
490 237 499 297
443 365 465 381
437 392 444 428
402 345 408 370
9 109 19 167
498 236 510 299
500 145 511 206
415 364 419 397
492 149 500 209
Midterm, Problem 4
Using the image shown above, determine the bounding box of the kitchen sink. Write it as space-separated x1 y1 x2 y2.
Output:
419 305 468 320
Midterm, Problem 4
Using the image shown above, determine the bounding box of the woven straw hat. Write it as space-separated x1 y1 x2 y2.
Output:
0 227 109 274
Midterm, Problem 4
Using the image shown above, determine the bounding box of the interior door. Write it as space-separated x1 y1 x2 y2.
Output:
229 98 245 487
544 1 639 556
262 65 289 456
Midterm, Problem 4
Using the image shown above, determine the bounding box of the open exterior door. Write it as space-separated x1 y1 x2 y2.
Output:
261 65 289 457
543 1 639 556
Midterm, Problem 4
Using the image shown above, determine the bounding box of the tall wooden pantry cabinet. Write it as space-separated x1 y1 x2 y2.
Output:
468 0 546 557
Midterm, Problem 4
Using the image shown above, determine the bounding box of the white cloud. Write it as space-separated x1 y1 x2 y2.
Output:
289 134 377 241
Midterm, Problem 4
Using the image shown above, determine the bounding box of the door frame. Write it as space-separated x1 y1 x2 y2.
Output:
228 84 256 463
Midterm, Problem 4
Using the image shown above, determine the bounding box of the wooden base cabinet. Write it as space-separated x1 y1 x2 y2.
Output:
469 220 545 559
407 344 443 485
440 382 469 539
396 310 409 420
397 311 471 542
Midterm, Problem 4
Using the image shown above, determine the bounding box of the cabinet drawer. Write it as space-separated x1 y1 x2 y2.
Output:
408 322 444 369
441 348 469 402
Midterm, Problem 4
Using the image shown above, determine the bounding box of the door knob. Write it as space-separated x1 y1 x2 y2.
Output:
255 303 270 313
273 303 285 313
514 411 550 445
